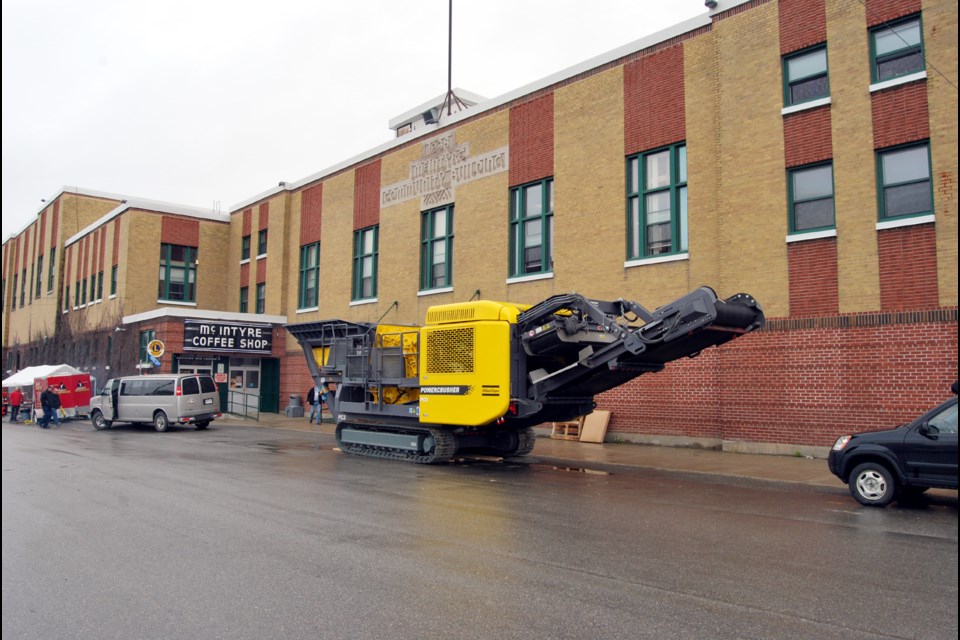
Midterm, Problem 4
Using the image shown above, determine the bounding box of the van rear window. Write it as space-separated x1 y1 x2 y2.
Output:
181 377 200 395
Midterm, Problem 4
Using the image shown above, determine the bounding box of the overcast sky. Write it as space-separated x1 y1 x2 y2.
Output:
2 0 708 241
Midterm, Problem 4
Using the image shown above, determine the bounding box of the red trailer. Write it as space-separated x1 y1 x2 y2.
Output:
33 373 93 419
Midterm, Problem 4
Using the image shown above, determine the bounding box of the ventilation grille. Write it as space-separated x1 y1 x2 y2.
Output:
426 327 475 374
427 307 476 324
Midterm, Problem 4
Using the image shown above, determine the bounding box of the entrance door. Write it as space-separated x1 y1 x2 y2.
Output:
228 358 260 416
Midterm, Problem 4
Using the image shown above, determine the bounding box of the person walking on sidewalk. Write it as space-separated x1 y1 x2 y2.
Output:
306 384 321 424
39 385 62 429
8 387 23 423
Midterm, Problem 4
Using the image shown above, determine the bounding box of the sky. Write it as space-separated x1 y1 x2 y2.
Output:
1 0 709 241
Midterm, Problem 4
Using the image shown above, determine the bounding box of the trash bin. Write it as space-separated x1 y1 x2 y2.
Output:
284 394 304 418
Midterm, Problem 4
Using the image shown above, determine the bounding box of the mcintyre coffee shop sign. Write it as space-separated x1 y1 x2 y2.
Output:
183 320 273 354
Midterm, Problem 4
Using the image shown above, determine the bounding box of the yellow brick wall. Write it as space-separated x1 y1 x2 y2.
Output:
828 1 881 313
925 0 959 306
320 171 357 321
120 212 162 316
712 1 789 317
197 220 230 312
379 143 424 325
264 193 291 316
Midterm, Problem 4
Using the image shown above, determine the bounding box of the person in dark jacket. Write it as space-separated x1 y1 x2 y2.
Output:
39 385 62 429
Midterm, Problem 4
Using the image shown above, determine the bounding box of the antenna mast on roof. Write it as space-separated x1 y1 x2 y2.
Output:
439 0 466 117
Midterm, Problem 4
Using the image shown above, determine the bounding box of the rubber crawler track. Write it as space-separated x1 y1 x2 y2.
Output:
336 423 459 464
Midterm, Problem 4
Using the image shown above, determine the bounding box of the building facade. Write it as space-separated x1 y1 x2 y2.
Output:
3 0 957 453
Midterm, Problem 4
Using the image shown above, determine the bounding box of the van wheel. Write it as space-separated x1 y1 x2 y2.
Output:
195 421 210 430
153 411 169 433
849 462 898 507
91 410 111 430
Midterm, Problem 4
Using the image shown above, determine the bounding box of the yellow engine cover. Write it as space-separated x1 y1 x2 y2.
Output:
418 320 511 426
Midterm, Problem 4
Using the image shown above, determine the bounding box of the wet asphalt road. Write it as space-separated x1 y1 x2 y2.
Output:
3 420 957 640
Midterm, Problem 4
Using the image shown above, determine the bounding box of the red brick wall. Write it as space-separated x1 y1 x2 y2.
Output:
878 223 938 311
112 221 120 265
509 94 554 186
160 216 200 246
865 0 920 27
281 351 315 411
788 238 839 315
258 203 269 230
256 259 266 283
783 106 832 167
624 45 685 155
240 262 249 287
872 82 929 149
39 211 47 257
242 208 252 236
354 160 381 229
599 311 958 447
778 0 826 54
300 183 323 245
51 201 60 246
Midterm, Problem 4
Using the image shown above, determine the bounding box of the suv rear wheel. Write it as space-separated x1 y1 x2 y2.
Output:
849 462 898 507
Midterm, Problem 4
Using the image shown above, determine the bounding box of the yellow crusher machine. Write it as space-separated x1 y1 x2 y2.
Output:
286 287 764 464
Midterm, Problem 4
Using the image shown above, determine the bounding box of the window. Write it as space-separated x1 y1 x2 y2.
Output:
421 205 454 290
789 163 835 233
298 243 320 309
97 271 104 301
509 179 554 277
64 285 69 311
627 144 687 258
352 226 378 300
255 283 266 314
81 278 87 305
28 264 34 303
47 247 56 292
871 16 923 82
783 45 829 106
74 281 80 307
20 268 26 307
11 274 18 310
239 286 249 313
35 256 43 297
110 265 118 296
257 230 268 256
877 142 932 221
241 235 251 261
90 276 97 303
158 243 197 302
139 329 156 366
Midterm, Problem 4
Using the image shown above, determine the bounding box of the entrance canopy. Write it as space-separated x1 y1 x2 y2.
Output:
2 364 84 388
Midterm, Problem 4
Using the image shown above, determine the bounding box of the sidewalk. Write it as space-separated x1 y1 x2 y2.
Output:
239 412 843 491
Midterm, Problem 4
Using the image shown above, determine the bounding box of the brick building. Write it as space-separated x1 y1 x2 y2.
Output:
3 0 957 453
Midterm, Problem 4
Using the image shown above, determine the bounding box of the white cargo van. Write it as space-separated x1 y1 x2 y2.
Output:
90 374 221 432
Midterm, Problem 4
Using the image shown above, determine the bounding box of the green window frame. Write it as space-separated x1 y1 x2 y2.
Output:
35 256 43 297
11 274 18 310
81 277 87 305
139 329 156 366
789 163 835 233
509 178 554 277
47 247 56 292
110 265 118 296
241 235 251 260
783 45 829 106
870 15 924 82
627 144 687 259
20 268 26 307
352 226 379 300
63 285 69 312
239 286 249 313
877 141 933 221
158 243 197 302
89 275 96 302
257 230 268 256
97 271 104 301
298 242 320 309
255 283 266 314
74 281 80 307
420 205 454 290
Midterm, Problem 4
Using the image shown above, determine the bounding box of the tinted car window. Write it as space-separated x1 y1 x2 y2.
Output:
150 380 175 396
181 377 199 395
929 404 958 434
199 376 216 393
121 380 142 396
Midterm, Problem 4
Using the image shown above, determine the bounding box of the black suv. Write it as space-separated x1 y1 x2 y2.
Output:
828 383 958 507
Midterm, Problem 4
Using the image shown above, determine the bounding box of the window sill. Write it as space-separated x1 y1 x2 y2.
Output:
349 297 378 307
158 299 198 307
876 214 934 231
418 286 454 297
506 272 553 285
109 294 117 300
781 96 831 116
625 253 689 268
870 71 926 93
786 229 836 244
240 258 251 265
296 306 319 314
256 254 267 261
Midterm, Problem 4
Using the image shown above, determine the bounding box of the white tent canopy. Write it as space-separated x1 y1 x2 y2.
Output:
2 364 83 388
